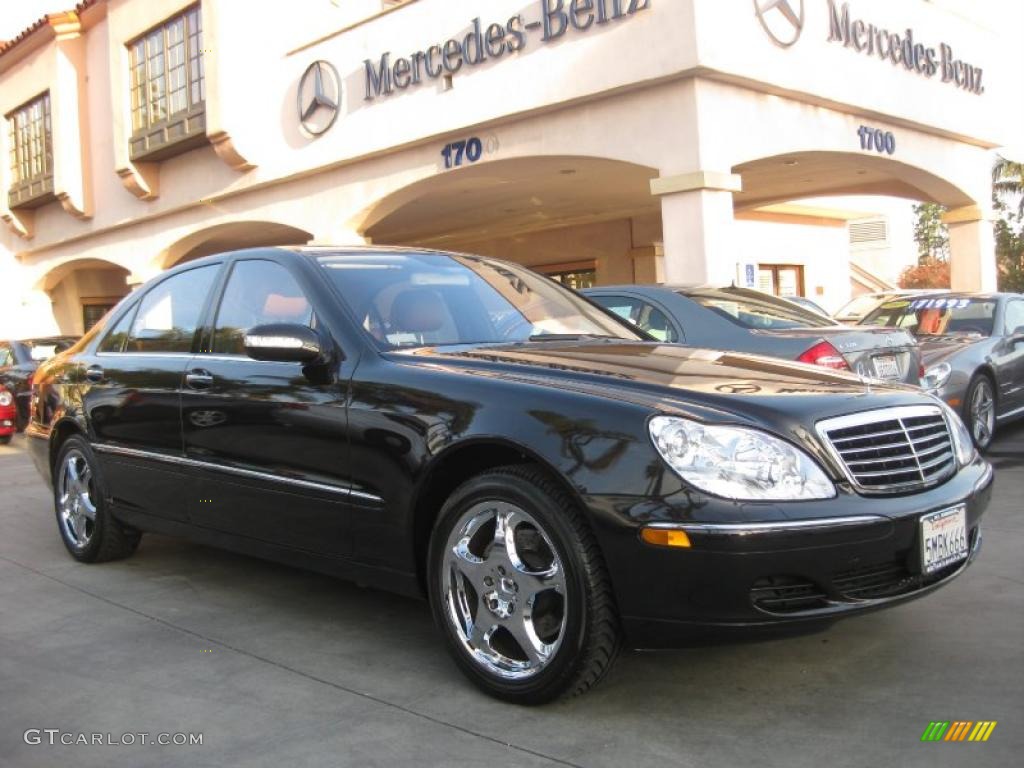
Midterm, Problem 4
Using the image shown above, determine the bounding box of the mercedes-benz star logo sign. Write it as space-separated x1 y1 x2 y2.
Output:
297 60 341 136
754 0 805 48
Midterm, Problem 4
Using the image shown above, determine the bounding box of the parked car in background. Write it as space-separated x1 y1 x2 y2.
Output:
0 386 16 445
784 295 830 318
834 290 947 325
860 293 1024 450
0 336 79 430
26 247 991 704
582 285 922 384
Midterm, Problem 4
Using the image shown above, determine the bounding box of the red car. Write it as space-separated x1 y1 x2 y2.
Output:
0 385 16 444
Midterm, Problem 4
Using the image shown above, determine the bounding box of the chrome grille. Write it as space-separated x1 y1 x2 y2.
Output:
817 406 956 494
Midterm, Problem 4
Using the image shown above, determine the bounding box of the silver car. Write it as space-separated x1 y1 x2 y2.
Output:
583 285 923 384
860 293 1024 449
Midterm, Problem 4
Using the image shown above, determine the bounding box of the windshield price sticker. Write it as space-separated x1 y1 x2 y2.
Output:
911 298 972 310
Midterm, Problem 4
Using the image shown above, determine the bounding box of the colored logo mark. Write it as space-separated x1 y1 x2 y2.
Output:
921 721 997 742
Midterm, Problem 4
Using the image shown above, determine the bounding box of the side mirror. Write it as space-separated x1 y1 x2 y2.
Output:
243 324 332 365
1011 326 1024 345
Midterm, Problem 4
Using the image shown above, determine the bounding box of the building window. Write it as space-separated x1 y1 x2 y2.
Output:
6 93 54 209
757 264 805 298
128 5 206 161
83 302 119 332
539 262 598 290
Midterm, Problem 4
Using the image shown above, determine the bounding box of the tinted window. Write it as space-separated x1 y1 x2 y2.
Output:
99 306 137 353
213 261 313 354
863 297 997 337
319 253 641 349
127 266 218 353
687 288 833 330
1005 300 1024 335
592 296 679 342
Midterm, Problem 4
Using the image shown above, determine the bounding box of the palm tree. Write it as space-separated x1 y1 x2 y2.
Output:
993 155 1024 217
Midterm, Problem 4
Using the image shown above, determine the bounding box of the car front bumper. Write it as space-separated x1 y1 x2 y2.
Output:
587 458 994 648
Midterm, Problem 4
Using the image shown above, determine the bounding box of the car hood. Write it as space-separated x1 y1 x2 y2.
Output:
392 341 927 426
918 335 986 366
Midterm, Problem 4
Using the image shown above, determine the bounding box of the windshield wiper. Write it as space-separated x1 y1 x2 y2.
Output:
527 333 623 342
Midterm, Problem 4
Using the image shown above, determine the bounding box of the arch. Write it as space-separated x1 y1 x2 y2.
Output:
731 151 978 212
32 256 134 292
158 220 314 269
354 155 660 247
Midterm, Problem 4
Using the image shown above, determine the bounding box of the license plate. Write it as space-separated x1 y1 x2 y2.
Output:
921 505 968 575
873 355 900 379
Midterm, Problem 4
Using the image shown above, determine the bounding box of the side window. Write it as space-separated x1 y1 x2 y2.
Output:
1005 300 1024 335
591 296 643 325
98 306 137 353
212 260 313 355
127 266 218 353
0 345 12 367
636 303 680 343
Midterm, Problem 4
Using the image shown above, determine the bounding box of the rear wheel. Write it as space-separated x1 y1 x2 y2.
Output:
54 436 141 562
964 375 996 451
0 434 11 445
428 465 621 704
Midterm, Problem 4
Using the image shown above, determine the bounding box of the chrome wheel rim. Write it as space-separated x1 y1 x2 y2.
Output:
970 381 995 446
58 450 96 549
441 501 567 681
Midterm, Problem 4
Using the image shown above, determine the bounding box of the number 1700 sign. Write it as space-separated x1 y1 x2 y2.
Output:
441 137 484 170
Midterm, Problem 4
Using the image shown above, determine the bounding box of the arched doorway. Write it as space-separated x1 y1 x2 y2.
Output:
722 151 987 304
159 221 315 270
36 258 132 336
359 156 661 287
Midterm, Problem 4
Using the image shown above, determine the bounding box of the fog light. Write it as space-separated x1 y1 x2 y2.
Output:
641 527 691 548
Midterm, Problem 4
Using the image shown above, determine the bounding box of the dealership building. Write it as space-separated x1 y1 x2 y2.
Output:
0 0 1018 337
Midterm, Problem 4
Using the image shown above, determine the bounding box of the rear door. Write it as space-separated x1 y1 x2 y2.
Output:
87 263 221 521
180 257 353 556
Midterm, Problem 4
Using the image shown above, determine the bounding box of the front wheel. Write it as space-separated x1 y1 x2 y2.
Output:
964 375 997 451
428 465 621 704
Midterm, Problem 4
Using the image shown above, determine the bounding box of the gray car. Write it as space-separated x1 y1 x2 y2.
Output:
860 293 1024 449
582 285 922 384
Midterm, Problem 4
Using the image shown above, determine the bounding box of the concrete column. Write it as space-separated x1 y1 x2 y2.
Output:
944 206 998 292
651 172 742 286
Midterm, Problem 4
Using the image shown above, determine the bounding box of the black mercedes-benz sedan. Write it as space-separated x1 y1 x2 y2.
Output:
26 247 993 704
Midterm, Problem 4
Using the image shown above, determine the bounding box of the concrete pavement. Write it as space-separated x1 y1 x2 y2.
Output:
0 433 1021 768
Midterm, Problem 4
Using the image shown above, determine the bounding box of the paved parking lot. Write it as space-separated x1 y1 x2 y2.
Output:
0 427 1021 768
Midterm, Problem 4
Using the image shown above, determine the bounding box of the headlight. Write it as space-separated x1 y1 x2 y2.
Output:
0 391 12 407
649 416 836 501
939 401 977 467
922 362 952 391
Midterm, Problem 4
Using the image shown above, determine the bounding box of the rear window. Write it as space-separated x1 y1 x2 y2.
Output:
686 288 834 330
863 297 996 337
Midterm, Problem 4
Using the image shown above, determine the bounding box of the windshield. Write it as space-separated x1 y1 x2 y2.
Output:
836 294 886 319
686 287 835 330
862 296 996 337
318 252 642 349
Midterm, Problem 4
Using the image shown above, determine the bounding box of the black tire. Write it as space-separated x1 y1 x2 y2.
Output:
0 434 11 445
963 374 997 452
53 435 141 563
427 464 621 704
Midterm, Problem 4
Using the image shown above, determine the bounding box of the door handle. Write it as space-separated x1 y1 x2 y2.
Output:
85 365 104 382
185 369 214 390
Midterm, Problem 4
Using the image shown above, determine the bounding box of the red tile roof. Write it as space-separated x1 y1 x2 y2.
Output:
0 0 99 58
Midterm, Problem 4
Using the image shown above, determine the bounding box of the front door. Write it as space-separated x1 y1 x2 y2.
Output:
180 257 353 556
